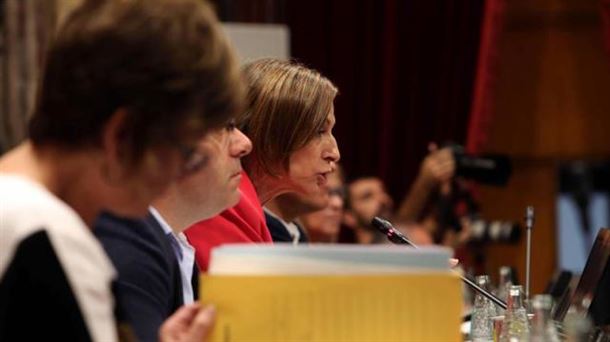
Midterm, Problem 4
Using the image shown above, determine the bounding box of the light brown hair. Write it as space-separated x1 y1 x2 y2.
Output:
29 0 244 165
239 59 337 176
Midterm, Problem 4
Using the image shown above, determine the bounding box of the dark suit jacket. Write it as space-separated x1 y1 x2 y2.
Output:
265 211 309 243
95 212 191 342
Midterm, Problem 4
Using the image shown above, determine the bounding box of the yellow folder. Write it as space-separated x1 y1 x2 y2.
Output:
200 273 462 341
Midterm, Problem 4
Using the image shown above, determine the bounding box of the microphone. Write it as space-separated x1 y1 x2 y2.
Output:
372 217 419 247
371 217 508 310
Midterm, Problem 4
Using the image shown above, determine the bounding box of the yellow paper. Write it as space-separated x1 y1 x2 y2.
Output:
201 273 462 341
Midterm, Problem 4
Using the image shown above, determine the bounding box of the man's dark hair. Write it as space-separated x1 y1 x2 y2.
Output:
29 0 243 163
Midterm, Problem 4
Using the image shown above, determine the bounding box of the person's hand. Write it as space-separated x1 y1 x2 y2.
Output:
457 216 473 246
159 303 216 342
419 143 456 187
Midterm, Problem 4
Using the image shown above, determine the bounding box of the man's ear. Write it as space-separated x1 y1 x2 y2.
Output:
101 108 129 181
343 210 357 229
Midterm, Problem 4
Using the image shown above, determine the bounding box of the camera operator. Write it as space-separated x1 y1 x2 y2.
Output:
341 143 454 245
341 142 514 248
396 143 456 224
397 143 517 248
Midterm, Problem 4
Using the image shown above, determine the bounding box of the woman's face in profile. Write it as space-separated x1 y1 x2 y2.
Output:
286 108 340 199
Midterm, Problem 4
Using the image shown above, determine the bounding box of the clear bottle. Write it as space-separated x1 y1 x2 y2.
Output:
471 275 495 341
495 266 513 315
563 309 593 342
499 285 530 342
530 294 560 342
496 267 513 300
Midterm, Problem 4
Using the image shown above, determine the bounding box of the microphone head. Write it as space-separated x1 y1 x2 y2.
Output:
525 206 535 229
371 217 392 234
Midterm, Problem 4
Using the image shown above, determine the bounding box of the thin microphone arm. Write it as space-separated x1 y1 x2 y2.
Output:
525 206 534 305
371 217 508 310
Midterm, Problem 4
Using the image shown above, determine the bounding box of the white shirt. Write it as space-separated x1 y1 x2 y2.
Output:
149 207 196 304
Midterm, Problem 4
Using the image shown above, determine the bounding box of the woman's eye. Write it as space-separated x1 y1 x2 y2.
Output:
318 126 330 135
226 120 237 131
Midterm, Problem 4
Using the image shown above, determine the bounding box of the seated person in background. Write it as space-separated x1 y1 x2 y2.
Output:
185 59 341 270
0 0 241 340
341 144 455 245
342 176 395 244
95 125 251 341
265 164 345 243
298 167 346 243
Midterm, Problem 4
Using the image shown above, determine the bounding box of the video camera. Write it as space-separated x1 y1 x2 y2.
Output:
447 144 512 186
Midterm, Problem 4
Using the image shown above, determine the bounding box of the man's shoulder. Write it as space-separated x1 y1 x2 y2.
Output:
95 214 182 342
95 212 163 244
95 212 173 270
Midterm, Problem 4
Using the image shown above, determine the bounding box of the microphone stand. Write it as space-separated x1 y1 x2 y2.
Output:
525 206 534 308
371 217 508 310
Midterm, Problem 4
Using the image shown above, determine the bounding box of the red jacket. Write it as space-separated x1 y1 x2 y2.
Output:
184 172 273 271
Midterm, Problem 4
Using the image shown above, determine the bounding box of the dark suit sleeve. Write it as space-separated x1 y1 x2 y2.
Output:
95 214 181 342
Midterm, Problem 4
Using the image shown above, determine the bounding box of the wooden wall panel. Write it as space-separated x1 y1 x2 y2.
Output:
479 160 557 294
479 0 610 295
486 0 610 158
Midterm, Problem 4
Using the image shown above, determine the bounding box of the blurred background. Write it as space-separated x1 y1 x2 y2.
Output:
3 0 610 295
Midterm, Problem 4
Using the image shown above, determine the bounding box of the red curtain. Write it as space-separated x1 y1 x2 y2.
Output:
466 0 506 154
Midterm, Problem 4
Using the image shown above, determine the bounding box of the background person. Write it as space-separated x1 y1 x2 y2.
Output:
297 168 346 243
340 144 455 244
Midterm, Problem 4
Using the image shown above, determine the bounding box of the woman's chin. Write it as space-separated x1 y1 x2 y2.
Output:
303 188 330 206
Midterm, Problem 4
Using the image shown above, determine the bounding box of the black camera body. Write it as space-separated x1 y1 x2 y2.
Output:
448 144 512 186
